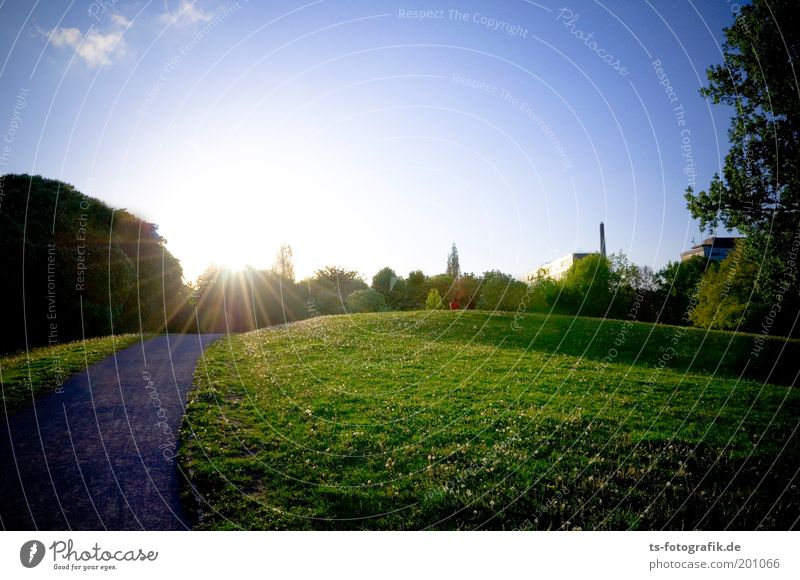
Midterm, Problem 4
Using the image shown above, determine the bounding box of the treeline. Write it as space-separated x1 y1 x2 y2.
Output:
366 247 797 339
190 264 492 332
3 174 796 353
298 252 695 328
191 246 710 334
523 253 715 326
0 174 189 354
520 249 798 336
224 242 795 342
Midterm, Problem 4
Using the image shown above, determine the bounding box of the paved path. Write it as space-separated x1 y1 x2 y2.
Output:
0 334 222 530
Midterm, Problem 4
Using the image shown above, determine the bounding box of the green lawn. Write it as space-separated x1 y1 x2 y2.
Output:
0 334 146 415
180 311 799 530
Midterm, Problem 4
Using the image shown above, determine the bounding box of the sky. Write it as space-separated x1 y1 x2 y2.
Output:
0 0 739 282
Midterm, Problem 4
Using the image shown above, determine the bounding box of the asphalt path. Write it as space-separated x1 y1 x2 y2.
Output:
0 333 222 530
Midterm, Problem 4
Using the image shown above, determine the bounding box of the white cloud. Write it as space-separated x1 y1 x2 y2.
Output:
46 14 129 68
48 26 125 67
110 14 131 27
50 27 82 48
159 1 214 27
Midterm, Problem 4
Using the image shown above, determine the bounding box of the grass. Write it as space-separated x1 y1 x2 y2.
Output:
180 311 800 530
0 334 147 415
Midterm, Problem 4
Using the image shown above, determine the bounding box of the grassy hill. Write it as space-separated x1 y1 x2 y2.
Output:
180 311 799 530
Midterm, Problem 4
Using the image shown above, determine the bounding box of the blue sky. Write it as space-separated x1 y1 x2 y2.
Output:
0 0 738 281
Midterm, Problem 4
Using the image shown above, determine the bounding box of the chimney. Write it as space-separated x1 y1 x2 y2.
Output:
600 222 606 258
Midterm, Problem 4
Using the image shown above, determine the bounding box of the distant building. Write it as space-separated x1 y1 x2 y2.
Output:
523 252 591 282
522 222 607 282
680 237 740 263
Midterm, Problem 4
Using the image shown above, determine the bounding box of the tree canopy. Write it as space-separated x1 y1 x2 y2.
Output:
0 174 187 352
684 0 800 336
273 243 295 282
446 243 461 278
685 0 800 233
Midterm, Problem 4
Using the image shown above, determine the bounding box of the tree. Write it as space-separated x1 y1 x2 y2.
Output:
313 266 366 297
112 211 187 332
425 288 444 310
0 174 192 352
446 243 461 278
371 266 406 309
686 0 800 233
607 252 658 321
654 257 709 325
193 266 307 332
306 266 367 315
405 270 428 309
560 254 612 317
685 0 800 335
273 243 295 282
478 270 528 312
608 252 654 293
346 288 387 313
525 269 564 313
689 245 763 331
458 272 481 309
427 274 455 303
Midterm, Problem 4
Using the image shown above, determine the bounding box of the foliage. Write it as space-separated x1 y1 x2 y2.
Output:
609 252 655 293
427 274 455 304
685 0 800 336
560 253 613 317
456 272 481 309
0 174 187 353
404 270 428 309
346 288 387 313
738 228 800 337
181 311 800 530
477 270 528 312
313 266 367 296
371 267 406 310
653 257 709 325
425 288 443 310
525 269 564 313
273 243 295 282
606 253 658 321
685 0 800 234
194 266 307 332
446 242 461 278
304 266 368 316
520 254 671 324
689 245 764 331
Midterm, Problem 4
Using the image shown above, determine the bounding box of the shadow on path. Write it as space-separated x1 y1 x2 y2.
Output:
0 333 222 530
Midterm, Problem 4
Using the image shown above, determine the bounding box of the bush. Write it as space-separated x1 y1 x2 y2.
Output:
653 257 708 325
458 273 482 309
405 270 428 309
427 274 455 303
425 288 444 310
690 246 762 331
346 289 388 313
560 254 612 317
371 267 407 310
478 270 528 311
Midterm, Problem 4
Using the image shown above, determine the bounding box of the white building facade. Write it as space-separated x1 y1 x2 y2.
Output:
523 252 591 282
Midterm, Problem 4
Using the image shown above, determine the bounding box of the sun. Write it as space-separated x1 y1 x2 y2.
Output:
154 134 363 282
